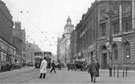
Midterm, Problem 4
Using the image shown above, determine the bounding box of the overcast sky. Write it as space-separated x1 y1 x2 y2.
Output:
3 0 95 55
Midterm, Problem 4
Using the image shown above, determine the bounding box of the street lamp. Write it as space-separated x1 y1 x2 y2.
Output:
28 45 32 63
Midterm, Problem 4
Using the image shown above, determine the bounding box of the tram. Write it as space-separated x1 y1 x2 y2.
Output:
34 51 52 68
43 52 52 68
34 52 43 68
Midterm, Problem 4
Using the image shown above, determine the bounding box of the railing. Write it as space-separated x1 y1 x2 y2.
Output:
112 65 135 78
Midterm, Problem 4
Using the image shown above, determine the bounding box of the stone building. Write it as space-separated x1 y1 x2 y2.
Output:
57 17 74 63
73 0 135 69
70 29 77 63
75 1 98 63
97 0 135 69
0 1 16 64
13 22 26 64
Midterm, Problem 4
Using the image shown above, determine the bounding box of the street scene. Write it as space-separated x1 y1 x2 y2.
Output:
0 0 135 83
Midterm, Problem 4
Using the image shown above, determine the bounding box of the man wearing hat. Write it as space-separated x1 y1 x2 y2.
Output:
88 59 98 83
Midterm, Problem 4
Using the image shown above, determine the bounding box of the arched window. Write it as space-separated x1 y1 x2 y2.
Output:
112 44 118 60
123 42 130 59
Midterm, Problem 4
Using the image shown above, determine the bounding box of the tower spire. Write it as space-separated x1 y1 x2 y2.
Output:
67 16 71 24
64 16 74 35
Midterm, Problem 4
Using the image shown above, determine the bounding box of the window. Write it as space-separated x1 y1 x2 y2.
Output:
112 23 119 34
123 42 130 59
100 23 106 36
122 1 132 13
112 44 118 60
123 20 132 32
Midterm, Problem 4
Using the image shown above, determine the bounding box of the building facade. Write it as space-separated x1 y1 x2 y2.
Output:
0 1 16 64
57 17 74 63
13 22 26 64
74 1 98 64
72 0 135 69
70 29 77 63
97 0 135 69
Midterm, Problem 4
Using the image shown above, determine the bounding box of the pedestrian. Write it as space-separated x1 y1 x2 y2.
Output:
96 59 100 77
39 57 47 79
88 59 98 83
50 60 56 73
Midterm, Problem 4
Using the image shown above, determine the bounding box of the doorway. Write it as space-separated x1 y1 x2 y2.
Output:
102 53 107 69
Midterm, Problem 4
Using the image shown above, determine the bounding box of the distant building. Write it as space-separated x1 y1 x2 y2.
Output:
0 1 16 64
57 16 74 63
25 41 41 63
13 22 26 64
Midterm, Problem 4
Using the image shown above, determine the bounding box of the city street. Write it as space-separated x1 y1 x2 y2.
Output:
0 67 135 84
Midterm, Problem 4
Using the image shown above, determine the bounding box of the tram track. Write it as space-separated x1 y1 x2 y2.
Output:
0 68 51 83
0 68 37 80
18 70 51 84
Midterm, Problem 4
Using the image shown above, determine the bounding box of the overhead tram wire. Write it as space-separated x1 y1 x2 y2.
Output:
4 1 58 52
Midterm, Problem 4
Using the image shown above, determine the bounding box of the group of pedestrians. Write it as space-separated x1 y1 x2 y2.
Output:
88 59 100 83
39 56 100 83
39 57 56 79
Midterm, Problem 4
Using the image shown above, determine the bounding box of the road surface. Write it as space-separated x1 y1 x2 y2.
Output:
0 67 135 84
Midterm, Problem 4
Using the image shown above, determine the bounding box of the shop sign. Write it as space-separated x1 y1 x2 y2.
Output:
88 44 95 52
113 37 122 41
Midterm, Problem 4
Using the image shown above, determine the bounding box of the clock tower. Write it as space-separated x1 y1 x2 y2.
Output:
64 16 74 38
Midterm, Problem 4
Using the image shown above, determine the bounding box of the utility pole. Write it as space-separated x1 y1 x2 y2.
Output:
106 1 116 77
108 15 113 77
95 0 98 60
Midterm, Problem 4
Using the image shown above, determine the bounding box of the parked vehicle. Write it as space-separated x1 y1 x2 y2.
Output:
27 62 34 66
74 61 87 71
11 63 22 69
67 63 75 71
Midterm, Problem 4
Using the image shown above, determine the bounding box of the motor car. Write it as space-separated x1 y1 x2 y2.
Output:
27 62 34 66
11 63 22 69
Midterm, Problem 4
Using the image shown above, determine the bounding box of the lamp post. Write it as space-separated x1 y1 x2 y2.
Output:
28 45 32 63
105 1 117 77
108 15 113 77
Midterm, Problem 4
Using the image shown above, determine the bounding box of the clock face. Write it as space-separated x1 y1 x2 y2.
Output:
67 40 70 46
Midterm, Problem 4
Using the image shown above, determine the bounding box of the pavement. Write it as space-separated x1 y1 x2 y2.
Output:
97 69 135 84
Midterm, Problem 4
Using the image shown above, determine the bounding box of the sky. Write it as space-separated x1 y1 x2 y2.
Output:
3 0 95 55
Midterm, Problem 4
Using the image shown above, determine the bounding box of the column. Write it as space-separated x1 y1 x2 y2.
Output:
132 0 135 29
119 1 122 32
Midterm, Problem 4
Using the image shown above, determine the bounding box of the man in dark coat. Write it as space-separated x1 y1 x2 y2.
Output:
50 60 56 73
96 59 100 77
88 59 98 83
